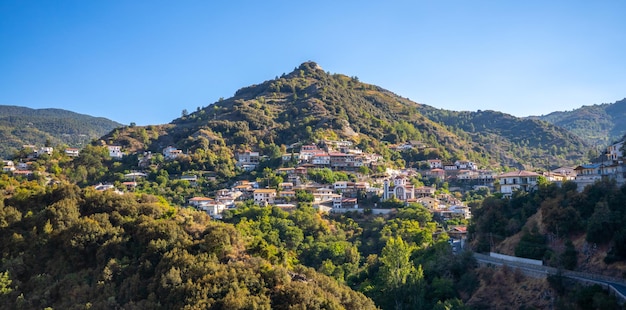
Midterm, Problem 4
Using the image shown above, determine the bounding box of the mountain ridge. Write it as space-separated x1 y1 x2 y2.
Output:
0 105 123 158
531 98 626 147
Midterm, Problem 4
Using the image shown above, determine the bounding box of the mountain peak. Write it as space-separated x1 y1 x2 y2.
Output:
297 61 323 73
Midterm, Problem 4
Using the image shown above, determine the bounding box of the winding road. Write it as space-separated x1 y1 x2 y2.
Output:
473 252 626 302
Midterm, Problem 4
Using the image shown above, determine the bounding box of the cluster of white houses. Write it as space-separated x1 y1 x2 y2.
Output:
106 145 187 162
494 140 626 195
190 139 626 219
2 145 81 177
186 171 473 220
6 139 626 222
237 141 383 172
572 140 626 189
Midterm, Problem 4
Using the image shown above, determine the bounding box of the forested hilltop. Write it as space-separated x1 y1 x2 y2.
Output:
0 105 122 158
532 98 626 147
104 61 590 171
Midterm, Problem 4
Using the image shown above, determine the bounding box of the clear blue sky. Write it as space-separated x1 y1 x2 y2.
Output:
1 1 625 125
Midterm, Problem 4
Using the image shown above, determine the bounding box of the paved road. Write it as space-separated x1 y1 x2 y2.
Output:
473 252 626 302
609 282 626 298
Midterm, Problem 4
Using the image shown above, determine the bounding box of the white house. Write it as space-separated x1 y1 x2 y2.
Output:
163 146 184 160
456 170 478 180
607 140 624 162
449 205 472 220
202 202 227 219
427 168 446 180
189 197 226 218
253 189 276 205
312 152 330 166
94 183 122 194
299 145 321 161
496 170 540 196
428 159 442 169
444 164 458 171
394 143 414 151
329 153 351 169
322 140 353 151
278 190 296 200
314 188 335 202
455 160 477 171
124 172 148 180
189 196 213 206
178 175 197 186
332 194 343 208
35 147 54 157
12 170 34 178
334 181 349 190
237 150 259 163
65 148 80 157
108 146 123 159
2 160 15 172
574 163 622 191
477 170 497 183
236 150 260 170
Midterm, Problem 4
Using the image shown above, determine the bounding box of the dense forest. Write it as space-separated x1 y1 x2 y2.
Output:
0 105 122 158
0 181 377 309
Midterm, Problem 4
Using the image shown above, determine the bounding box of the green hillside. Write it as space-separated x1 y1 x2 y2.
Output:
416 107 590 169
111 61 590 171
0 183 377 309
533 98 626 147
0 105 122 158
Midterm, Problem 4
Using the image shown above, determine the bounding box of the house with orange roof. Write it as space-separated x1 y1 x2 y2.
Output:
188 196 214 207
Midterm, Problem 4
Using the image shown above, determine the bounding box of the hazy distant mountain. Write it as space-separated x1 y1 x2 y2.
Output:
105 62 590 170
531 98 626 147
0 105 122 158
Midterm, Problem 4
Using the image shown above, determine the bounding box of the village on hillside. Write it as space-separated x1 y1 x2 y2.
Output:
3 139 626 240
